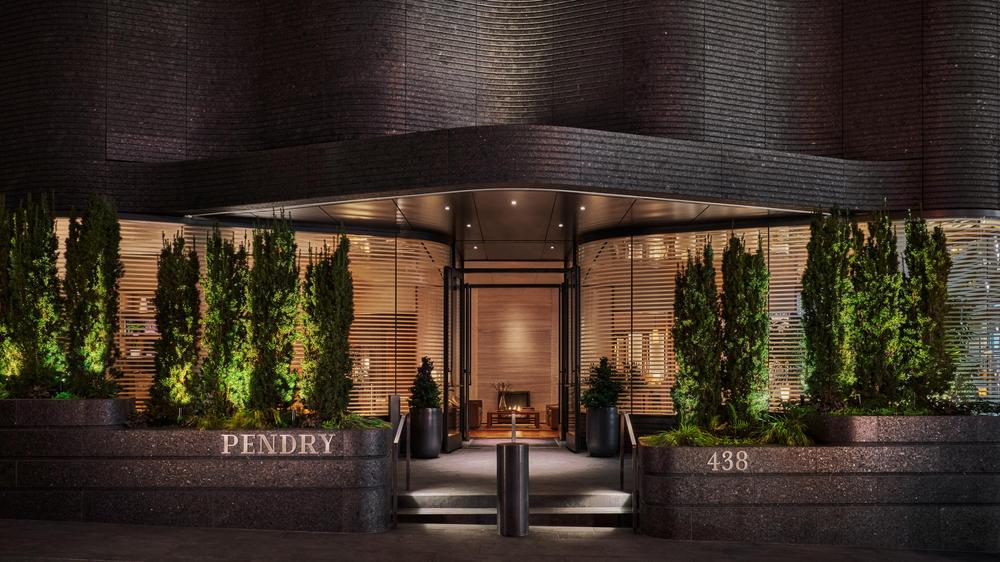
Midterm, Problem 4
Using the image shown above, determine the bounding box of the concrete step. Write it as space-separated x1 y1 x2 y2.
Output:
399 493 631 510
397 493 634 527
397 506 633 527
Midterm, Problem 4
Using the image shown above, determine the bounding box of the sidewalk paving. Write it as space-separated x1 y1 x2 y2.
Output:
0 519 992 562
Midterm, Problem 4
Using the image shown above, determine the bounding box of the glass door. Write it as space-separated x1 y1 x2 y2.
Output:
563 265 583 451
442 266 463 451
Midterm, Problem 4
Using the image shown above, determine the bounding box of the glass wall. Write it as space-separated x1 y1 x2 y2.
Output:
579 219 1000 414
58 219 449 415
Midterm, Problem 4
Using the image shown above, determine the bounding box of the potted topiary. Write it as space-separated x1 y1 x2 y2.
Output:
582 357 624 457
408 356 442 458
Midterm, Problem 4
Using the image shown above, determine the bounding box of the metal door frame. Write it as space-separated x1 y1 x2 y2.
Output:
452 266 579 447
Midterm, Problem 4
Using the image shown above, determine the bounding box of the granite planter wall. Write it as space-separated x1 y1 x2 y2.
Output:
639 416 1000 552
0 427 393 533
0 399 133 428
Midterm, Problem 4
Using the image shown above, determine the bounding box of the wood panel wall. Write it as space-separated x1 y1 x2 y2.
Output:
471 288 559 414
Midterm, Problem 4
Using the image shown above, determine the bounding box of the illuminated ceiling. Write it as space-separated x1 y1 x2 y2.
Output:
203 189 805 261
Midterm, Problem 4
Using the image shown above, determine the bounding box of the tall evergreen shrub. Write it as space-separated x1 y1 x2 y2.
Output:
903 215 955 405
302 235 354 421
151 233 200 414
7 195 65 397
0 198 13 397
201 227 250 414
671 242 722 426
721 234 770 422
852 211 906 407
247 218 299 410
64 195 124 398
801 211 860 411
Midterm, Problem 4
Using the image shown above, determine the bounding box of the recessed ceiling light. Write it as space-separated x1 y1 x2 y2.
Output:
466 223 472 228
550 245 555 250
510 200 517 206
579 206 586 211
558 223 564 228
473 245 478 250
444 206 451 211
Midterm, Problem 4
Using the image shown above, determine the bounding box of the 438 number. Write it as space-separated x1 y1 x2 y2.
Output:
707 450 749 472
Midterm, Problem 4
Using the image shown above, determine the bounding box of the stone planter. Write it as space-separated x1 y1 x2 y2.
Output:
0 398 133 428
586 406 620 457
639 415 1000 552
409 407 442 459
0 426 393 533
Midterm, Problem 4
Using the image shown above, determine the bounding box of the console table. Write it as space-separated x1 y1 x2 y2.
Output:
487 410 540 428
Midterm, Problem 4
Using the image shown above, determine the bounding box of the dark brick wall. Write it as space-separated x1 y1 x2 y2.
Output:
1 0 999 214
922 0 1000 210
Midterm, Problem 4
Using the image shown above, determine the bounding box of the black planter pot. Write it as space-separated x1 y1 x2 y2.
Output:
586 406 620 457
409 407 443 459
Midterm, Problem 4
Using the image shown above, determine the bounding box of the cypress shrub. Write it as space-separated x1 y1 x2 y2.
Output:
902 215 955 406
63 195 124 398
0 198 13 397
801 211 860 411
671 242 722 426
852 210 906 407
409 356 440 409
301 235 355 422
151 233 201 414
200 227 250 415
721 234 770 422
247 218 299 410
7 195 66 397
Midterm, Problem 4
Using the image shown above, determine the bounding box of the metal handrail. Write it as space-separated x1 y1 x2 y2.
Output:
619 413 639 533
391 413 410 528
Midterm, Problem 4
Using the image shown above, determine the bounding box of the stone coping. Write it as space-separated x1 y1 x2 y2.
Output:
0 399 133 427
640 443 1000 474
0 427 391 458
811 414 1000 444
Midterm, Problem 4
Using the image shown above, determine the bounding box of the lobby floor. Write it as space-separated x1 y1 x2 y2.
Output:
0 519 990 561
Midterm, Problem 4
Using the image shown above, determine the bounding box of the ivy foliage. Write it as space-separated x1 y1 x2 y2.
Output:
801 211 861 411
64 195 124 398
151 233 201 415
672 242 722 426
200 227 250 415
7 195 66 397
902 215 955 406
409 356 440 409
301 234 355 422
247 217 299 410
581 356 624 409
721 234 770 423
852 210 906 407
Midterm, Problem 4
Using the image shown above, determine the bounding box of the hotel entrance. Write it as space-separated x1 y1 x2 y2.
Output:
442 264 582 452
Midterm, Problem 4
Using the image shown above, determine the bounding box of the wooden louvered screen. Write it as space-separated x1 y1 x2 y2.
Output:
937 219 1000 403
51 217 1000 413
580 225 810 414
58 219 448 415
580 221 1000 414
